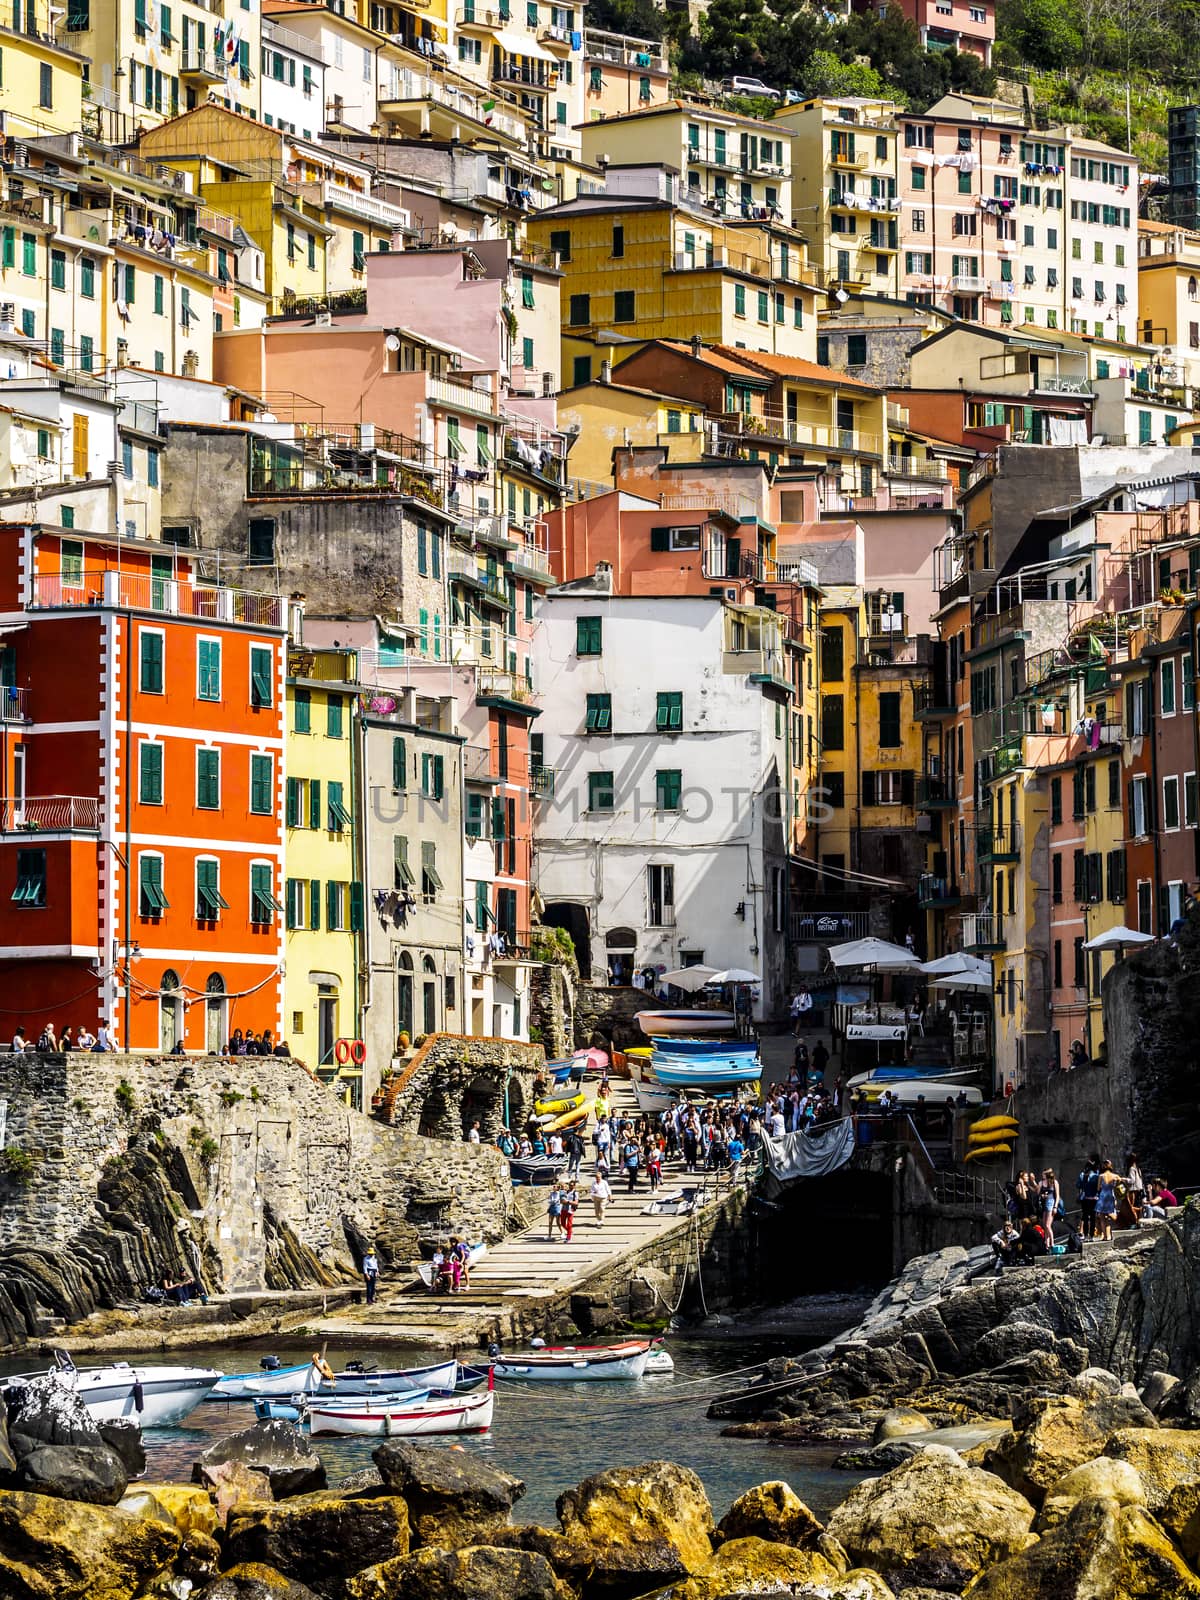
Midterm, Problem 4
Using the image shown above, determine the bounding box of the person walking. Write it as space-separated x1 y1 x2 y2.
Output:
546 1184 564 1241
621 1136 640 1193
361 1245 379 1306
811 1039 829 1080
561 1181 577 1241
565 1128 584 1178
591 1169 611 1226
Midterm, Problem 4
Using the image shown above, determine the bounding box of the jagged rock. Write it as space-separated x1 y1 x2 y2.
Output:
715 1481 824 1549
223 1493 410 1597
554 1460 714 1596
4 1376 100 1454
985 1394 1157 1503
1103 1426 1200 1511
193 1422 326 1500
656 1535 845 1599
833 1440 922 1471
1160 1478 1200 1566
973 1321 1061 1368
196 1562 321 1598
18 1441 128 1506
178 1527 224 1581
1138 1372 1180 1414
343 1545 574 1600
825 1446 1036 1593
333 1466 384 1498
1036 1457 1148 1530
199 1459 275 1526
118 1486 179 1529
372 1441 524 1549
143 1482 221 1537
0 1484 180 1599
1068 1367 1124 1399
966 1497 1200 1599
97 1419 145 1479
874 1409 934 1443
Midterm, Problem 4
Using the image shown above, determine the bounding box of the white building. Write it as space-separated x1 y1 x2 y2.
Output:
1067 136 1138 342
531 583 791 1016
260 17 326 141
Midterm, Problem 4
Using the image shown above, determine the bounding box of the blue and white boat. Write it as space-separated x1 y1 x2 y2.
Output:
210 1356 458 1401
651 1038 759 1059
651 1056 762 1088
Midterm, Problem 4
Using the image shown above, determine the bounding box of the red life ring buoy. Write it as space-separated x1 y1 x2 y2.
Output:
350 1039 366 1065
334 1038 352 1065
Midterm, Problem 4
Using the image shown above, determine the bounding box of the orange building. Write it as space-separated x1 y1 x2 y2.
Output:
0 520 288 1050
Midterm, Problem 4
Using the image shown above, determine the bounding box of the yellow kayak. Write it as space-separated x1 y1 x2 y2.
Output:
534 1089 585 1118
970 1115 1020 1138
542 1102 590 1134
965 1142 1012 1162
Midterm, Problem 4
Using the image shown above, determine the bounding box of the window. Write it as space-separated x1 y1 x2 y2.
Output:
1164 774 1181 830
196 747 220 810
1186 773 1198 829
1137 880 1153 934
247 517 275 566
656 691 683 731
393 836 415 889
250 753 273 815
12 848 46 908
1129 773 1150 838
656 768 682 810
647 863 674 926
327 696 344 738
326 881 347 931
293 689 312 735
878 691 901 747
757 291 769 323
1106 848 1127 903
821 694 844 750
1161 658 1176 716
38 61 53 109
1049 775 1062 825
569 293 590 326
820 626 844 681
846 333 867 366
249 645 273 707
50 249 66 291
585 692 611 732
251 862 280 923
139 741 163 805
139 629 164 694
911 209 926 232
610 224 624 259
587 771 614 811
286 878 305 930
1051 852 1062 904
576 615 602 655
866 770 905 805
197 638 221 701
139 853 168 916
1125 678 1149 736
392 736 406 791
549 229 570 260
613 289 634 322
421 840 442 901
466 792 487 840
420 752 445 801
196 858 228 920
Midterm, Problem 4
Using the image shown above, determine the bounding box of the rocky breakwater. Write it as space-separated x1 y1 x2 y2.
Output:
8 1385 1200 1599
711 1205 1200 1450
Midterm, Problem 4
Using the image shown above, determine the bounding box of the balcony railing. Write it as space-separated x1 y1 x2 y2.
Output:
715 411 881 455
0 687 29 723
887 455 950 482
1 796 100 833
584 32 667 68
790 908 870 942
426 374 496 419
476 669 535 707
913 683 953 717
977 823 1021 861
960 911 1004 952
918 874 961 907
917 772 956 808
302 181 411 231
531 764 556 795
29 571 284 627
179 46 227 80
449 554 507 599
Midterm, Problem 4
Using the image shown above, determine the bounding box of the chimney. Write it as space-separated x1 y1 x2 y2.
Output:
691 334 703 359
599 359 611 384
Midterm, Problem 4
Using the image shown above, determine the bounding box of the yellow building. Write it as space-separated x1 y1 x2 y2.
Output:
283 647 364 1103
555 378 706 485
65 0 260 142
1138 219 1200 394
528 193 820 383
0 218 48 346
139 105 409 302
579 101 794 223
0 0 87 138
582 30 670 122
775 96 903 296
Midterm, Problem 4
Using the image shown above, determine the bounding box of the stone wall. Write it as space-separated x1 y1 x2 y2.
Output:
574 985 651 1052
528 963 574 1061
383 1033 544 1142
0 1052 515 1312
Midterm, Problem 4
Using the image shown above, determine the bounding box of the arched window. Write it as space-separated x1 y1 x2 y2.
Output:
205 972 226 1054
159 969 182 1053
422 954 436 973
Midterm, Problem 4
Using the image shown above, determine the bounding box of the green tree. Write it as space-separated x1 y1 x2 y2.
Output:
996 0 1084 68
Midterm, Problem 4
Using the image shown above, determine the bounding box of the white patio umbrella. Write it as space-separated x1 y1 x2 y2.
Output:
657 964 720 990
920 952 992 982
928 971 993 992
1082 926 1156 951
827 936 923 972
708 967 761 984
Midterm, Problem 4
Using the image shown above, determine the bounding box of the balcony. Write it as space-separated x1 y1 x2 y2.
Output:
508 539 554 585
0 687 29 723
305 181 411 231
0 796 100 834
722 647 790 691
913 683 953 719
463 743 499 786
887 455 949 482
961 911 1005 953
476 669 538 716
426 374 496 420
539 23 572 51
449 554 507 603
585 31 667 69
29 571 284 628
917 772 956 809
714 411 881 456
948 275 986 293
918 874 961 908
179 46 227 83
829 148 868 169
381 72 528 145
531 763 556 796
494 62 556 91
790 908 870 943
977 823 1021 863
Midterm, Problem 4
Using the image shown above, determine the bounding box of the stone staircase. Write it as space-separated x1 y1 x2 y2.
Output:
307 1071 739 1349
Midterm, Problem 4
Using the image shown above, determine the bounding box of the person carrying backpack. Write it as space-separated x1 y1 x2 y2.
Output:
1077 1153 1100 1239
622 1138 640 1192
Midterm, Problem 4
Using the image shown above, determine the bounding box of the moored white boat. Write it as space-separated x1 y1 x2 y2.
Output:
492 1339 651 1381
635 1010 736 1038
211 1356 457 1400
8 1355 221 1427
644 1346 674 1374
306 1387 494 1437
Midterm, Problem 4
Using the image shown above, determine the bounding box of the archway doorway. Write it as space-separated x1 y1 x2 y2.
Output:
397 952 414 1041
542 902 591 978
160 970 183 1053
205 973 226 1054
422 955 437 1036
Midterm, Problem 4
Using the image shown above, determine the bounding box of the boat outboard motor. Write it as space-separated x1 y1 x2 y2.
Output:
260 1355 282 1371
487 1342 502 1360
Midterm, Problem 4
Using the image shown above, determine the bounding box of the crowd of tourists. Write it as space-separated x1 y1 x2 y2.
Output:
991 1153 1179 1268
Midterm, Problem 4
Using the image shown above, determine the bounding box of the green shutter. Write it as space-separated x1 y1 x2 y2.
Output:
198 638 220 699
294 689 311 733
326 696 344 738
349 880 364 932
286 776 301 828
140 630 164 693
250 753 272 814
309 778 322 830
250 646 272 706
139 743 163 804
286 878 301 929
392 736 406 789
309 878 321 929
197 748 219 808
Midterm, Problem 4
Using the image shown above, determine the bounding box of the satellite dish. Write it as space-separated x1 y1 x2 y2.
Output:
385 334 401 352
835 289 849 303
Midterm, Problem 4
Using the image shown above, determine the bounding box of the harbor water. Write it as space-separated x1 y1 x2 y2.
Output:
5 1338 861 1523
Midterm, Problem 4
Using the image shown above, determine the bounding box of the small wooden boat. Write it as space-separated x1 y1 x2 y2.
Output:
255 1389 433 1423
492 1339 652 1381
307 1387 494 1437
211 1356 457 1400
631 1073 677 1114
636 1010 736 1038
454 1363 490 1392
415 1244 486 1289
652 1058 762 1088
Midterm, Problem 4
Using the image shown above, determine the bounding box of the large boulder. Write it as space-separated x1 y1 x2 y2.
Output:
96 1420 145 1480
0 1485 180 1600
200 1459 276 1527
143 1482 221 1538
874 1410 934 1443
196 1563 321 1598
372 1441 524 1549
4 1377 98 1453
343 1544 574 1600
715 1482 824 1549
825 1446 1035 1593
985 1394 1157 1504
194 1422 326 1500
223 1492 410 1597
1103 1427 1200 1511
554 1460 714 1595
662 1536 849 1600
1161 1479 1200 1567
18 1441 128 1506
1036 1457 1148 1530
965 1496 1200 1599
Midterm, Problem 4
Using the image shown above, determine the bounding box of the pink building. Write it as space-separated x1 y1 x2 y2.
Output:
857 0 994 63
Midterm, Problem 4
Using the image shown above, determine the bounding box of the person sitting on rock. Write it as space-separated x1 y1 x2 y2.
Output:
990 1219 1019 1271
1015 1218 1048 1263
